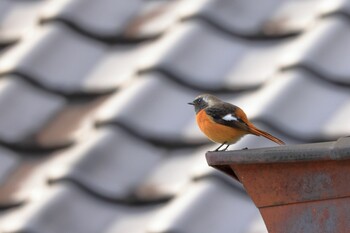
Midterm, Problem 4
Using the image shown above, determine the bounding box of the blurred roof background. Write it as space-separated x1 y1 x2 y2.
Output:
0 0 349 232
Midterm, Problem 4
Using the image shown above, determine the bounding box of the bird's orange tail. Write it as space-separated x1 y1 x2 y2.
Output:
248 125 285 145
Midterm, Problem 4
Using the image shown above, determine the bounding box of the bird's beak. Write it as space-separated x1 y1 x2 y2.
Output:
188 102 194 105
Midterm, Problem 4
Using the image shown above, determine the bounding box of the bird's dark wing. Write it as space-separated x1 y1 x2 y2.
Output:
205 103 250 131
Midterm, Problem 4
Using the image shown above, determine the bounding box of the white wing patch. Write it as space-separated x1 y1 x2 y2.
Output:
222 114 238 121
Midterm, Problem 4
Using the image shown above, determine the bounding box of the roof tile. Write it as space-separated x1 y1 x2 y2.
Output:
180 0 308 37
321 0 350 16
0 146 19 187
124 0 181 40
148 179 264 233
0 154 53 209
36 95 110 147
262 0 321 35
0 182 161 233
138 146 209 200
0 0 45 44
48 127 165 202
0 76 66 148
41 0 143 41
104 205 161 233
282 17 350 85
140 21 286 91
0 23 142 95
246 216 269 233
0 24 106 94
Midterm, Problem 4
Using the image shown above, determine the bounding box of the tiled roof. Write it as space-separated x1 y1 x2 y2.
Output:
0 0 349 232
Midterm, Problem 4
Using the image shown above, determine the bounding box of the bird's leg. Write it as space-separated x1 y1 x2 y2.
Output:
221 144 230 151
214 142 226 152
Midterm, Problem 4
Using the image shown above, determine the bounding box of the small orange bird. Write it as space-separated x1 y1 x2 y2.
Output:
189 94 285 151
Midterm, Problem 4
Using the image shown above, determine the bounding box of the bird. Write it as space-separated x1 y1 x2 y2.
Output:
188 94 285 151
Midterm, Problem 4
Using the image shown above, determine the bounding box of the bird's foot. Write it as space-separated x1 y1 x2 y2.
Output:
241 147 248 150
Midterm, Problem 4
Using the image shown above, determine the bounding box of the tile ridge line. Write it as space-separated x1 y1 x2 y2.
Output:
48 178 172 207
281 65 350 89
137 69 260 94
0 71 116 99
39 18 162 45
181 15 301 41
0 139 73 155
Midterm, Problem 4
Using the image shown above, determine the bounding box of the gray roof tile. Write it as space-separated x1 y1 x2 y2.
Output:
180 0 310 37
83 44 145 92
0 156 48 208
0 182 161 233
140 21 286 91
282 17 350 85
234 70 350 141
104 208 160 233
0 76 66 148
96 72 210 146
0 147 19 187
48 127 165 202
138 146 209 200
0 24 106 94
41 0 143 41
36 95 110 147
322 0 350 16
246 216 269 233
0 0 45 44
148 179 264 233
123 0 181 40
260 0 322 36
0 23 142 95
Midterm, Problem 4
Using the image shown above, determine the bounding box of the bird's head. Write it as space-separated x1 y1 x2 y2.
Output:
188 94 221 114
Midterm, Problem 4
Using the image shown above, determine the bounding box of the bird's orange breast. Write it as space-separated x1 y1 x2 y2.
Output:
196 109 247 144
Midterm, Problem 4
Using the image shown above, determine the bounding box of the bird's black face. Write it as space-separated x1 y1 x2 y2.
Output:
188 96 209 114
